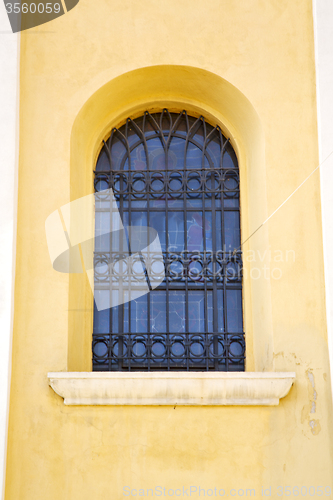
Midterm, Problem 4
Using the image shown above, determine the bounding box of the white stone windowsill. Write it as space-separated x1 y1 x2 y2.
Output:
48 371 295 406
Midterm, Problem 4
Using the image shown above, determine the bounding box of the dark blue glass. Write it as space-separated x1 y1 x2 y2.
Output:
169 291 185 333
93 292 110 333
186 141 202 169
226 289 242 333
224 211 240 251
188 291 205 333
150 291 167 333
130 295 148 333
168 212 184 252
187 212 204 251
149 212 166 251
147 137 165 170
217 289 224 333
110 137 127 171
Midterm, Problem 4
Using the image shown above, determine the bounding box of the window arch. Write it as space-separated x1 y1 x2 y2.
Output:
92 109 244 371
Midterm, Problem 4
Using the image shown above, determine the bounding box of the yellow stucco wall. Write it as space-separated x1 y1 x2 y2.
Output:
5 1 333 499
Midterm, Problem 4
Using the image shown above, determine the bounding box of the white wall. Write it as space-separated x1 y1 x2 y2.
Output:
0 5 19 499
313 0 333 398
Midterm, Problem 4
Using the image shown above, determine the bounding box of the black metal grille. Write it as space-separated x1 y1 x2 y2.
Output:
93 110 245 371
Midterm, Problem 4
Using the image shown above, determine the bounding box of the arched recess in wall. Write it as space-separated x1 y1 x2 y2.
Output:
68 65 273 373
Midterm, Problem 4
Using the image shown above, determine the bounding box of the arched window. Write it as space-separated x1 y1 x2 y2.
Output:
92 110 244 371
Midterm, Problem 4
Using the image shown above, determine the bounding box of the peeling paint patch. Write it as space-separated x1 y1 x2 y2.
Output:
306 371 321 434
309 419 321 435
307 370 317 413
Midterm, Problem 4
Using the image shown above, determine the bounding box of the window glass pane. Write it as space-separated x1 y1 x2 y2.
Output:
169 291 185 332
95 211 110 252
217 289 224 333
93 292 110 333
127 126 141 149
127 212 147 252
186 198 202 208
224 196 239 208
111 290 119 333
226 289 242 333
147 137 165 170
188 291 205 333
192 125 205 148
114 212 129 252
215 211 222 252
187 212 204 252
205 212 213 252
110 137 127 171
186 142 202 169
131 295 148 333
131 145 147 173
168 212 184 252
149 212 166 251
123 300 129 335
167 137 185 170
96 149 110 171
150 291 166 333
206 138 221 169
207 291 213 333
224 211 240 251
222 149 237 170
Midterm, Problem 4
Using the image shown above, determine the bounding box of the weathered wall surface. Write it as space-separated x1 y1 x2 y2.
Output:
5 1 333 499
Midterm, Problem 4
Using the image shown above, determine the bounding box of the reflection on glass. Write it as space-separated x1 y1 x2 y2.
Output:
188 291 205 333
150 291 166 333
147 138 165 170
168 137 186 170
169 291 185 332
131 295 148 333
168 212 184 252
127 128 141 149
187 212 204 252
168 199 185 209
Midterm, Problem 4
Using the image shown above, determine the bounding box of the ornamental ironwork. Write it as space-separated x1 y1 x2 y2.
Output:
93 110 245 371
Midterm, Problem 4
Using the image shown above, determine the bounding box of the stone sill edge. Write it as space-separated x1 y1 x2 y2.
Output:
48 372 295 406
